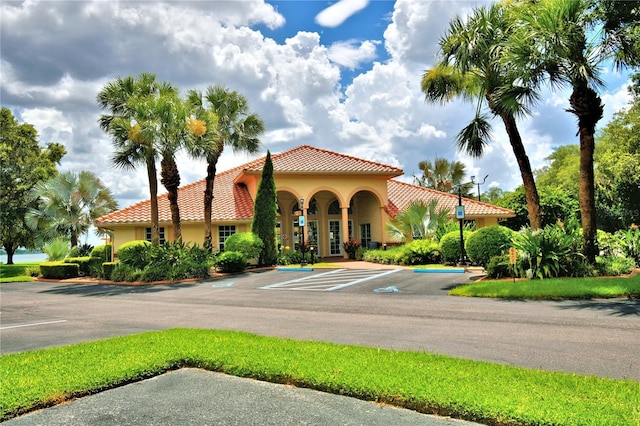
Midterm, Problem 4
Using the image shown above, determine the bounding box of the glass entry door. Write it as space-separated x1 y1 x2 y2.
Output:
329 220 342 255
308 220 319 254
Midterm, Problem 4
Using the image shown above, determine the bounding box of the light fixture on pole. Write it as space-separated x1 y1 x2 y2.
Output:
299 197 306 266
470 174 488 202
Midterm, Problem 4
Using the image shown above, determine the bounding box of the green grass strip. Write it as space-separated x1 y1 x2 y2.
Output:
0 263 39 283
450 273 640 299
2 329 638 425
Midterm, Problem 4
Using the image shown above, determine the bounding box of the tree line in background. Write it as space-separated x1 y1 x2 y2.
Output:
0 108 118 265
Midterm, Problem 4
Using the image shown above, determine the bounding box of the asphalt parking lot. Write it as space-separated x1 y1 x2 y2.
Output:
2 267 639 424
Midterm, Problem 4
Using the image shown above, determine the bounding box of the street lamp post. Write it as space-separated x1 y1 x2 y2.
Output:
470 175 488 202
299 198 306 267
455 184 467 265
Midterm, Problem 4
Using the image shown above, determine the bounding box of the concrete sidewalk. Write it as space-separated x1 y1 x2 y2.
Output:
6 369 483 425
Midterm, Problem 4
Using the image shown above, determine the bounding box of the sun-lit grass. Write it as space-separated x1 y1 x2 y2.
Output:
1 329 638 425
0 262 39 283
450 273 640 299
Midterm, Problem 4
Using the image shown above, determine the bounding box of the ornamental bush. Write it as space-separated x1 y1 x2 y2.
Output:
91 244 113 262
40 262 79 279
465 226 515 266
224 232 263 260
439 230 472 263
215 251 247 273
401 239 441 265
117 240 152 270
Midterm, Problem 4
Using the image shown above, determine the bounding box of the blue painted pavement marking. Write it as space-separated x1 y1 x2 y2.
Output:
414 268 466 273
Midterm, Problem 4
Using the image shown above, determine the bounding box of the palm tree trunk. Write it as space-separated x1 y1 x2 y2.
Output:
569 85 603 264
161 156 182 242
203 154 219 251
146 154 160 246
501 113 543 230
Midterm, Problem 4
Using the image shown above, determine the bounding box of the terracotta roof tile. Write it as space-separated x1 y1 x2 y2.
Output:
386 179 515 218
242 145 404 175
95 145 513 226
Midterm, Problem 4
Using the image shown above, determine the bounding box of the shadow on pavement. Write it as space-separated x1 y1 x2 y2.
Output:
555 297 640 317
39 282 199 297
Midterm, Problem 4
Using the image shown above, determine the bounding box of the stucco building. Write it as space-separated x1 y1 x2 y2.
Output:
95 145 514 258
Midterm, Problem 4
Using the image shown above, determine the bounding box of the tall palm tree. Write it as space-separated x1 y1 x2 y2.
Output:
27 171 118 247
97 73 162 246
509 0 640 262
421 3 543 229
186 85 265 250
130 82 189 242
413 157 473 196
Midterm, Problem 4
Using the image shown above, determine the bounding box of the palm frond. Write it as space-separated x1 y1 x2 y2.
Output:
456 114 492 158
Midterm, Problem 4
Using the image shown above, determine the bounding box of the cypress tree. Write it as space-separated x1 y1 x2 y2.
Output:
251 150 278 265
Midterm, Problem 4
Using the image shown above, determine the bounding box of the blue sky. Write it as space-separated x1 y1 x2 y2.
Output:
0 0 634 245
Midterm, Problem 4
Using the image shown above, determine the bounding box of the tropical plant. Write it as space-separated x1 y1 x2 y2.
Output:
465 225 515 266
508 0 640 262
97 73 163 246
413 157 472 195
613 225 640 267
0 107 65 264
42 237 70 261
512 219 589 279
421 2 543 229
251 151 278 266
342 237 361 259
186 85 265 250
386 200 450 243
401 239 441 265
26 171 118 247
117 240 152 270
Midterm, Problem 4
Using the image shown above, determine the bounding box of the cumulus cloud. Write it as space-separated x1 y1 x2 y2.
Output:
315 0 369 28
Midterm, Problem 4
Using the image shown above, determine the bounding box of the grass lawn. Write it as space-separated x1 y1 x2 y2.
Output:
450 272 640 299
1 329 638 425
0 262 39 283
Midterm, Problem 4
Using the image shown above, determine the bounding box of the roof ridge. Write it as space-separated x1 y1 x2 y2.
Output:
389 179 514 213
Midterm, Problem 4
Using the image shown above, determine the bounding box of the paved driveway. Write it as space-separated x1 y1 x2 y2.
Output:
2 267 638 381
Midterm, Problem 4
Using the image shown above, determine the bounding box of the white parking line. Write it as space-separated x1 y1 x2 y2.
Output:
260 268 402 291
0 319 67 330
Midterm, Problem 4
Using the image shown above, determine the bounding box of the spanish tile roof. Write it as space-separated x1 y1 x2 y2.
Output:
386 179 514 217
95 145 513 225
240 145 404 175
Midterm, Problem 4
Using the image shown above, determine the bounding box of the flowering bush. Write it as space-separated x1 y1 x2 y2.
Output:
343 237 361 258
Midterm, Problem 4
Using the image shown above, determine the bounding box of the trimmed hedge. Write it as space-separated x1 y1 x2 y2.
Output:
102 262 118 280
91 244 113 262
64 256 93 275
440 230 472 263
224 232 263 259
465 226 515 266
40 262 79 279
215 251 247 273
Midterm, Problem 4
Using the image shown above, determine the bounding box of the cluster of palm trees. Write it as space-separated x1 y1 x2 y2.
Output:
421 0 639 262
97 74 265 250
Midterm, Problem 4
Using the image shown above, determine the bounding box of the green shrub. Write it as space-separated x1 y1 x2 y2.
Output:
64 256 93 275
465 226 515 266
117 240 152 270
110 264 141 282
614 226 640 267
91 244 113 262
439 230 472 264
512 219 586 279
595 256 636 276
24 266 41 277
215 251 247 273
224 232 263 260
102 262 117 280
40 262 79 279
485 254 512 279
401 239 441 265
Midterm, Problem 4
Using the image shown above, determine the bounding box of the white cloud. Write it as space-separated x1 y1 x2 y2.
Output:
315 0 369 28
327 40 379 70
